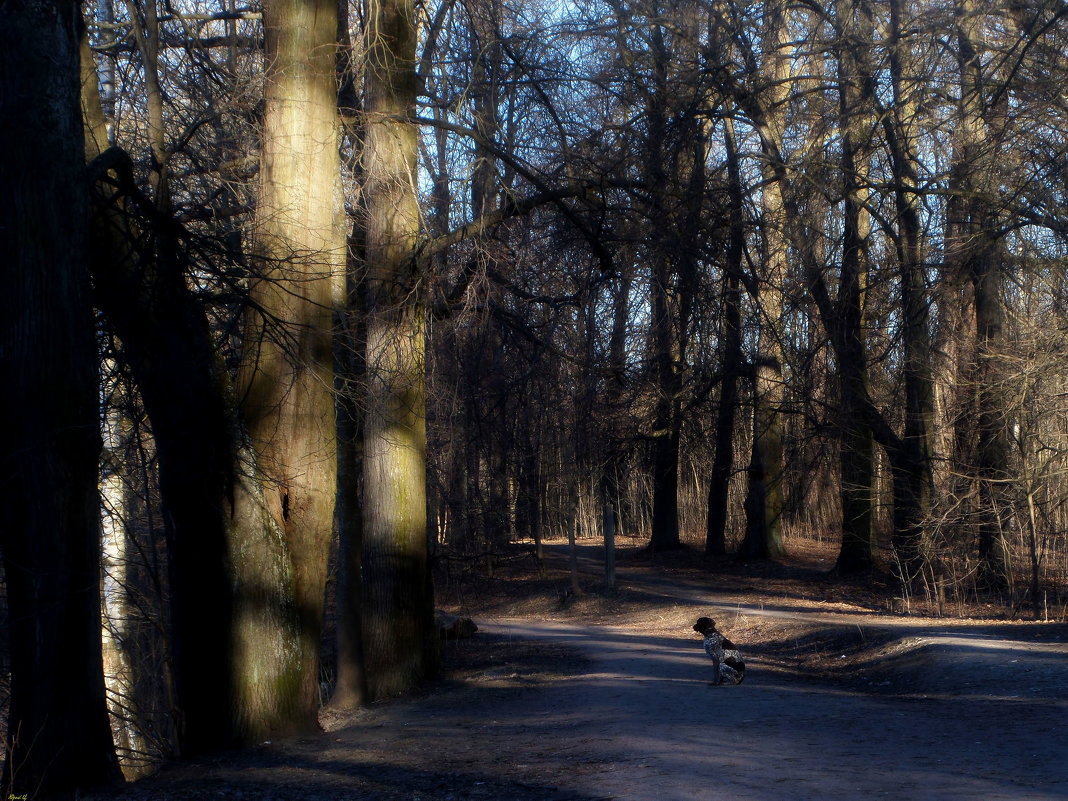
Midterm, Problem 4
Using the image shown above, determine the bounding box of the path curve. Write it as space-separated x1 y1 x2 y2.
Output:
454 543 1068 799
469 614 1068 800
91 544 1068 800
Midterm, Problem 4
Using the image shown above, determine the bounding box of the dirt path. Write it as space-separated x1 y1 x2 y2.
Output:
462 616 1068 800
95 543 1068 800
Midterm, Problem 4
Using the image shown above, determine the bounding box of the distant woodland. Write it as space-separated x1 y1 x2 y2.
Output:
4 0 1068 795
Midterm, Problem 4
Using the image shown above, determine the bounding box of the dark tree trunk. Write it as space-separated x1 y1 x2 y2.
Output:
884 0 935 587
889 444 928 587
331 256 369 710
741 354 786 560
649 409 682 552
0 1 122 792
643 8 681 554
330 0 370 712
706 116 744 556
649 243 681 555
974 255 1013 589
955 2 1012 590
82 36 237 755
86 164 239 755
834 0 876 574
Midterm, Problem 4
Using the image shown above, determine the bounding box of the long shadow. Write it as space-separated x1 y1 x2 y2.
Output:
545 541 887 614
479 618 1068 709
546 543 1068 645
89 752 612 800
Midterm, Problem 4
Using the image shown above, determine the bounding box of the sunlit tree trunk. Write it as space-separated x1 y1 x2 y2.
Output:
0 1 121 792
99 361 147 773
361 0 437 699
741 0 789 559
232 0 343 736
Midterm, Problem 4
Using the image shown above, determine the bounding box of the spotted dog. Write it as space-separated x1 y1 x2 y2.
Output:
693 616 745 685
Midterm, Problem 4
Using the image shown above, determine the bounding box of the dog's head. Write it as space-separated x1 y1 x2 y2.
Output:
693 616 716 635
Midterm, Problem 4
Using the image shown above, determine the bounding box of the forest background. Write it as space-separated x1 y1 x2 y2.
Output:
4 0 1068 796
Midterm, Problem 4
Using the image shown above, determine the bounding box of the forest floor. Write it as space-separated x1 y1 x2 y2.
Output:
90 536 1068 800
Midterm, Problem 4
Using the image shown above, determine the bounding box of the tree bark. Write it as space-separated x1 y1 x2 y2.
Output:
331 250 370 710
330 0 370 712
706 115 744 556
886 0 935 586
834 0 877 573
0 1 122 792
361 0 437 699
741 0 790 560
644 5 687 553
953 0 1012 589
231 0 343 737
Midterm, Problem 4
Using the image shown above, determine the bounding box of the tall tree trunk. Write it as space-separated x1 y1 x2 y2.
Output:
797 0 934 588
741 0 790 559
645 7 681 552
707 115 744 556
0 1 122 792
331 250 370 710
361 0 437 699
468 0 500 224
232 0 342 737
834 0 876 573
602 260 632 545
468 0 508 559
330 0 370 712
886 0 934 586
953 0 1012 589
649 257 682 552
